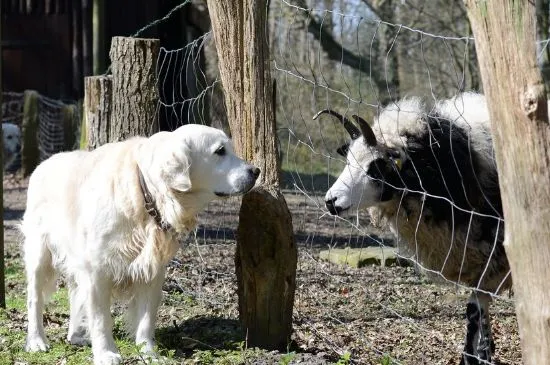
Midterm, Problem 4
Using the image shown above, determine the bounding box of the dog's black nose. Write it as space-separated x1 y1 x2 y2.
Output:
325 197 341 215
250 167 260 179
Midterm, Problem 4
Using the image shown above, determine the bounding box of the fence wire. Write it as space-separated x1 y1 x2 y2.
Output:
150 1 523 364
1 91 80 171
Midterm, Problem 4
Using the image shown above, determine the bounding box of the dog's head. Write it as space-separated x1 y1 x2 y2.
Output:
140 124 260 207
170 124 260 197
2 123 21 156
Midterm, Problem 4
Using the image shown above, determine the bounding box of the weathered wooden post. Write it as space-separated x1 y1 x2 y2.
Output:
207 2 297 349
83 37 159 149
84 75 113 149
61 103 78 151
466 2 550 364
109 37 160 140
21 90 40 176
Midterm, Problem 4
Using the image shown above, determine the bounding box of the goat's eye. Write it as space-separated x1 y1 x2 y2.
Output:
336 143 349 157
6 136 12 140
386 149 400 159
215 146 226 156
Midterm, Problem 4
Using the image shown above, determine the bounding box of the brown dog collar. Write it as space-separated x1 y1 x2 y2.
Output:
137 166 173 232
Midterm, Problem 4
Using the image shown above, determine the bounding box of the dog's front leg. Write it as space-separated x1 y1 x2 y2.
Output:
127 267 166 354
85 274 121 365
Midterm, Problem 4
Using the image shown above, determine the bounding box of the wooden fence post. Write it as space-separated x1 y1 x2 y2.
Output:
84 75 113 149
109 37 160 140
84 37 159 149
21 90 40 176
61 103 78 151
208 2 297 350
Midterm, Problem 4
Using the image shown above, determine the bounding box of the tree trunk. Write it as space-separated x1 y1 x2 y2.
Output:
378 0 400 101
61 104 78 151
0 1 5 309
109 37 160 140
21 90 40 177
537 0 550 94
207 1 297 350
465 2 550 364
82 0 93 79
71 0 83 97
84 75 113 149
92 0 106 75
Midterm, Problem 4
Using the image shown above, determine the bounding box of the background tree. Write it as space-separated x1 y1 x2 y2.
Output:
207 1 297 349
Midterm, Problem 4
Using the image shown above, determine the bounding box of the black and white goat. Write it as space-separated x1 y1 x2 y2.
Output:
316 92 510 365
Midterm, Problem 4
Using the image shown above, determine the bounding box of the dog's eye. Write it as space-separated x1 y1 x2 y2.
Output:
214 146 226 156
6 136 12 140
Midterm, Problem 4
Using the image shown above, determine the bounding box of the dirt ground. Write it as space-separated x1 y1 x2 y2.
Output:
2 176 521 365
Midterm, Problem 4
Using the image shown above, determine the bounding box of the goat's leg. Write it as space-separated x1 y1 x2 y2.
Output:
460 291 494 365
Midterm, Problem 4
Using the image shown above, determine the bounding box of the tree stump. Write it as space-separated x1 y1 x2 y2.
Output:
84 75 113 149
109 37 160 140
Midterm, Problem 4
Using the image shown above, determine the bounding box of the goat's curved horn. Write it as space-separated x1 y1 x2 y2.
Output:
313 109 361 140
352 115 377 146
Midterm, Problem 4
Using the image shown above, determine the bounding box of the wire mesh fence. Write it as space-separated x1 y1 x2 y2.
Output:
1 91 81 172
148 1 523 364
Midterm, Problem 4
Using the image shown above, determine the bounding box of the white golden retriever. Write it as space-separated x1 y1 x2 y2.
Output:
2 122 21 169
22 124 260 365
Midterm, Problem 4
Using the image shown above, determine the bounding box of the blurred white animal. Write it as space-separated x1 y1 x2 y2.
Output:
22 124 260 365
2 122 21 169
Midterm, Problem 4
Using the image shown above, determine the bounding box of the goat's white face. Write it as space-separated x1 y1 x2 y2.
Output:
326 141 378 215
325 139 402 215
317 110 403 216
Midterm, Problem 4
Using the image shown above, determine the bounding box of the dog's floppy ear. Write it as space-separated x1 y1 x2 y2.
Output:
160 139 193 193
139 132 193 193
167 157 192 192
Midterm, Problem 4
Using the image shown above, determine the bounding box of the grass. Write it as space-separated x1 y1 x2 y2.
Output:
0 252 182 365
0 250 325 365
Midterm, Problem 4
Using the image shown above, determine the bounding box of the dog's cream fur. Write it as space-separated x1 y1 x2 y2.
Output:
22 124 259 365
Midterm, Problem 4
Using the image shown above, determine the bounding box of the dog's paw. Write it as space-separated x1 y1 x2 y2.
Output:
137 342 160 362
137 340 155 354
25 335 50 352
67 332 90 346
93 351 122 365
141 351 162 363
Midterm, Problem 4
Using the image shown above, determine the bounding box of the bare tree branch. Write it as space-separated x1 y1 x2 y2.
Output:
294 0 388 94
